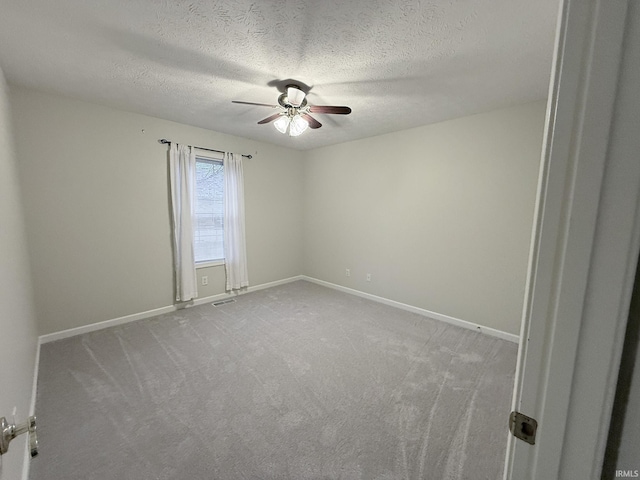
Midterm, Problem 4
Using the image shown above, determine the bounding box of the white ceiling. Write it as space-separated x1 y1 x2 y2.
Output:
0 0 559 150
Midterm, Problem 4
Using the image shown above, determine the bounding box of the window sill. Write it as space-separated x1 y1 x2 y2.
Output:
195 260 225 269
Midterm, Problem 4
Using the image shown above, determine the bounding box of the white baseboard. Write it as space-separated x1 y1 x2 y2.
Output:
21 338 40 480
38 304 178 344
38 274 518 345
247 275 305 293
189 275 305 307
29 341 40 416
39 275 305 344
300 276 520 344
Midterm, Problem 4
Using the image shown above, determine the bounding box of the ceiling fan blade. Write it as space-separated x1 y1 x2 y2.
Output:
257 113 283 124
232 100 279 108
308 105 352 115
301 113 322 129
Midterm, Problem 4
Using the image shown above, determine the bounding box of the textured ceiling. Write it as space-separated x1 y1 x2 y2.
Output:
0 0 559 150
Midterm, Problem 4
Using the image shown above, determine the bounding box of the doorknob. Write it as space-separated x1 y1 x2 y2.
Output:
0 415 38 458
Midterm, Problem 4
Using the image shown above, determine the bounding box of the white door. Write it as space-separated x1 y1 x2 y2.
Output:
505 0 640 478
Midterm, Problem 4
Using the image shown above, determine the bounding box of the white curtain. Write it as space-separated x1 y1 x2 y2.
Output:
169 143 198 302
223 152 249 291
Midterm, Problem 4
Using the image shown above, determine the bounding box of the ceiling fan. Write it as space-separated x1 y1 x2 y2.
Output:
232 84 351 137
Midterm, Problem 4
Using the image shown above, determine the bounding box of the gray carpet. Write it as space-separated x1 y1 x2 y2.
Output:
30 280 517 480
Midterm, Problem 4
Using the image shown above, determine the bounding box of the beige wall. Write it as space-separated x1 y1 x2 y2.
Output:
11 86 304 335
303 101 546 334
11 85 544 338
0 70 39 479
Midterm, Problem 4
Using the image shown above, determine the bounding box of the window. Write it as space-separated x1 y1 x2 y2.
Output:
194 155 224 264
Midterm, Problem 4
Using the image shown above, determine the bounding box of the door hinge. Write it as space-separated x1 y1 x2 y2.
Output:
509 411 538 445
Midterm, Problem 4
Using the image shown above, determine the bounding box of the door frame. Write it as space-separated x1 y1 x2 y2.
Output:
505 0 640 478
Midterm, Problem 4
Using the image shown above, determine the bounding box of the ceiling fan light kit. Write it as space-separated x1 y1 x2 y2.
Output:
273 112 309 137
270 113 305 136
273 115 289 134
289 115 309 136
232 83 351 137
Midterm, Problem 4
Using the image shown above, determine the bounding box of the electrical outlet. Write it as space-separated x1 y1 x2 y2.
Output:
201 276 208 286
346 269 351 277
366 273 372 281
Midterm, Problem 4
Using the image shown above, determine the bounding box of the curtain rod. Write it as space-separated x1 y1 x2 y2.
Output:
158 139 253 159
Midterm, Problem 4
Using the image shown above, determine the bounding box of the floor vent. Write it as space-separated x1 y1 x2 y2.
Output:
212 298 236 307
